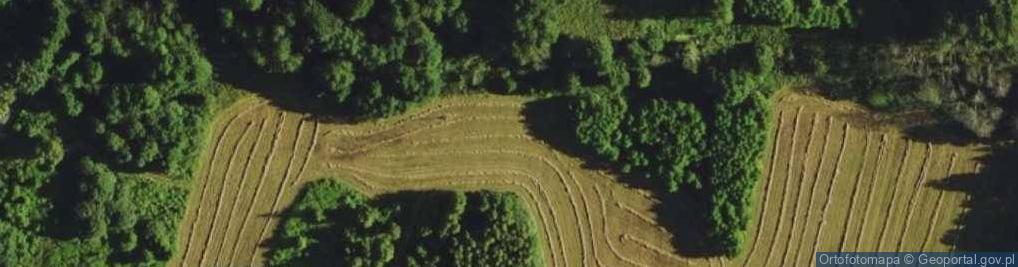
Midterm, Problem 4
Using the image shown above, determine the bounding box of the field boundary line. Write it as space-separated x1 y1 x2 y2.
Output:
742 109 786 267
780 113 821 267
249 118 309 264
792 116 835 267
196 121 255 267
764 107 805 267
811 122 850 263
877 140 914 251
837 132 874 252
180 103 261 265
227 112 286 265
921 153 957 251
854 134 889 251
896 143 935 252
214 116 269 267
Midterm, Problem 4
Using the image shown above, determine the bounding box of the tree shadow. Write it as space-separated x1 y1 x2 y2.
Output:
902 121 983 146
651 187 714 257
520 96 606 169
930 143 1018 251
522 96 715 257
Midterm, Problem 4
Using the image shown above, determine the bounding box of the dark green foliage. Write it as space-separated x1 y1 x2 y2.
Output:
740 0 796 25
562 39 779 256
212 0 463 117
467 0 560 71
503 0 561 70
3 0 1016 263
268 179 542 267
1 110 63 229
619 99 707 191
75 158 117 240
570 88 627 161
734 0 852 29
95 84 213 174
703 92 770 256
447 191 542 267
268 179 400 266
0 0 217 265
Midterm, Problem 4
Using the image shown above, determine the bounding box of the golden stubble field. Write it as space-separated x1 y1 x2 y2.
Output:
169 94 692 267
732 90 985 267
170 91 983 267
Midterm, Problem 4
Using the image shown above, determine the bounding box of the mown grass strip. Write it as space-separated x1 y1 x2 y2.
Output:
249 118 309 264
181 104 259 265
792 116 835 266
227 112 286 265
742 109 786 267
896 144 935 252
568 171 604 267
214 116 269 267
290 121 321 187
196 121 255 267
594 184 649 267
877 141 914 251
837 132 874 252
779 113 821 267
811 122 850 263
921 153 957 251
763 107 805 266
853 134 889 251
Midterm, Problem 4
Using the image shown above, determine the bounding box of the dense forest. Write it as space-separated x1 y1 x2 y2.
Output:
1 0 1017 265
268 179 541 267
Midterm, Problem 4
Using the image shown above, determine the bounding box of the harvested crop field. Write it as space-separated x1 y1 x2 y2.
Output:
171 91 983 267
732 91 985 267
170 94 697 267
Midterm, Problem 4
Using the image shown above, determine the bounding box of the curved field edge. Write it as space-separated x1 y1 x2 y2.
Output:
172 90 984 267
172 93 689 267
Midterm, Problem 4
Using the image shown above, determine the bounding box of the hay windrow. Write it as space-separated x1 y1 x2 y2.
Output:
811 122 849 263
837 132 873 252
877 140 913 251
226 111 286 265
214 116 270 267
792 116 835 267
896 144 935 252
180 103 261 265
779 113 820 267
922 153 957 251
854 134 890 251
195 121 255 267
764 107 805 266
